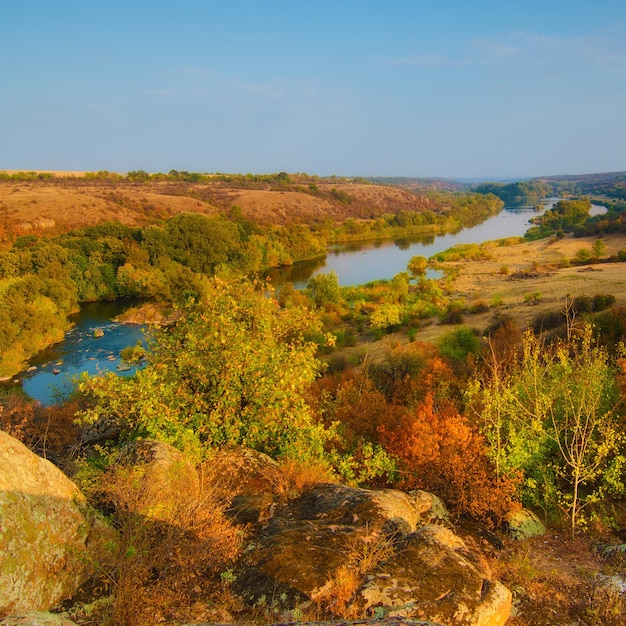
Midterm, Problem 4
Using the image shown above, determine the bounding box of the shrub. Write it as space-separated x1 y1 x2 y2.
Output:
379 394 519 526
79 457 243 626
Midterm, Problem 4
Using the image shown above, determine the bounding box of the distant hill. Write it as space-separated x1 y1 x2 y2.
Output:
366 176 471 192
538 170 626 183
471 170 626 203
0 172 445 234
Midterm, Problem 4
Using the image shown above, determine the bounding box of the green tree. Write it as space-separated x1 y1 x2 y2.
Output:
79 278 334 461
370 303 403 330
592 238 606 260
161 213 243 274
306 271 341 307
407 255 428 281
468 325 626 532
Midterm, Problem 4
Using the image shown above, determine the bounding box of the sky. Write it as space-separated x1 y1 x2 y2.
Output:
1 1 625 179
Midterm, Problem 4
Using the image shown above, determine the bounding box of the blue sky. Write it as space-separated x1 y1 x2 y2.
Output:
1 1 625 179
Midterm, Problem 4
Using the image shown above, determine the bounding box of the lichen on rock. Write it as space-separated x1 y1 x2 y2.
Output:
0 431 116 616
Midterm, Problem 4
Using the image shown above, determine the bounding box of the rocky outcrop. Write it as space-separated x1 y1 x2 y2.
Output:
234 483 510 626
0 441 511 625
0 613 77 626
358 525 511 625
207 447 285 523
114 439 200 522
0 431 116 616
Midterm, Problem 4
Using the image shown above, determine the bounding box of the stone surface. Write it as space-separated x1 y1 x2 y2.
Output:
114 439 200 522
0 613 78 626
235 484 445 607
0 431 115 616
233 483 510 625
505 508 546 541
358 525 511 626
207 447 285 523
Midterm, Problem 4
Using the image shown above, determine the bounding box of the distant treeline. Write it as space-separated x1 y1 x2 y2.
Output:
365 177 470 192
0 169 360 187
473 172 626 204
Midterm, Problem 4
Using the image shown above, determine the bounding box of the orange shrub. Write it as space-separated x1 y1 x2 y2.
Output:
379 393 519 526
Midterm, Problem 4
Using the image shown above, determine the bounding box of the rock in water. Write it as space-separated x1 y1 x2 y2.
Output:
0 431 115 614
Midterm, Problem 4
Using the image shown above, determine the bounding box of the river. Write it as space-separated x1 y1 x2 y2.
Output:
7 199 605 404
14 301 148 405
264 202 548 288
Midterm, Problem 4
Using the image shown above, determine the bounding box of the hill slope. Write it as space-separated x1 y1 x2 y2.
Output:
0 176 442 234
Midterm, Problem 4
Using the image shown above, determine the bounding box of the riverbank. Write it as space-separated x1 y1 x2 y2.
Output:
329 232 626 360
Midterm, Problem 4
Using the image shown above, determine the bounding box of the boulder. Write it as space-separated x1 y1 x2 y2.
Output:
114 440 200 522
234 483 510 626
358 525 511 626
206 447 285 523
0 431 116 615
505 508 545 541
0 613 78 626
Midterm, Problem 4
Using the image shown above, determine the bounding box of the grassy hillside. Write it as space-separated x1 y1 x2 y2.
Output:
0 172 450 235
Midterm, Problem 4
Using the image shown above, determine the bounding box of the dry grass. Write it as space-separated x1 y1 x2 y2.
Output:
0 395 81 470
67 461 245 626
380 232 626 347
0 177 436 235
441 232 626 330
273 457 336 501
311 527 396 618
493 531 626 626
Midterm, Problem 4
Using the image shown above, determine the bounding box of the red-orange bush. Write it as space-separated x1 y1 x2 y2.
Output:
379 393 519 526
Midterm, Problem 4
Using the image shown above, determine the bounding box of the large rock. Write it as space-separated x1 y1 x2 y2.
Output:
207 447 285 523
0 431 115 616
0 613 78 625
358 525 511 626
114 439 200 522
505 508 545 541
234 484 509 625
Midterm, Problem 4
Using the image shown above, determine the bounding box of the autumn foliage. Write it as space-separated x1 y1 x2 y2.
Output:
379 393 519 526
310 342 519 525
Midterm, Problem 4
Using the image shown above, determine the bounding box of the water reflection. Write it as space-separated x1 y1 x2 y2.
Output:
269 203 549 289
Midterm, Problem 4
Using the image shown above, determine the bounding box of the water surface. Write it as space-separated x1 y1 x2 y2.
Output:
16 301 148 405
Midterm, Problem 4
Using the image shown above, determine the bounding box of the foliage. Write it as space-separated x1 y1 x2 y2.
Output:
306 271 341 307
369 303 403 330
76 454 243 626
526 198 592 239
468 324 626 532
379 393 519 526
310 343 517 524
473 180 554 205
78 278 335 462
0 393 81 468
439 326 481 362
